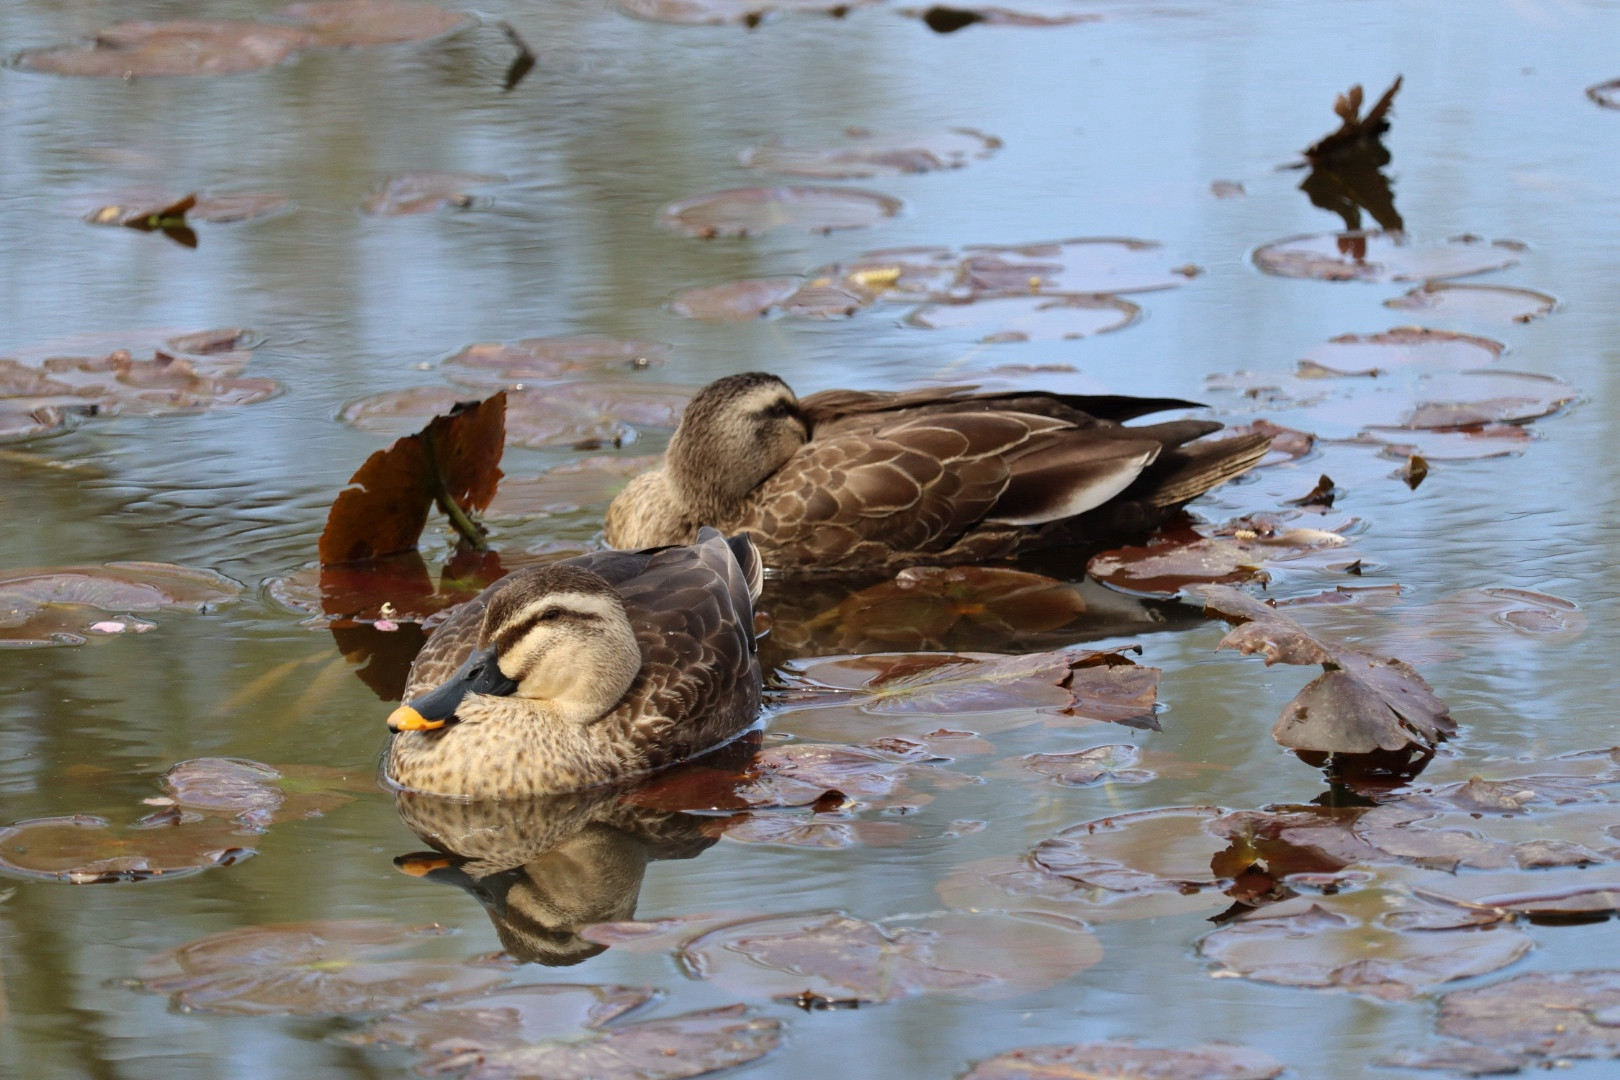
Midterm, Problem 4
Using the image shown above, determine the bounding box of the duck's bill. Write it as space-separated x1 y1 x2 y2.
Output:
386 645 519 733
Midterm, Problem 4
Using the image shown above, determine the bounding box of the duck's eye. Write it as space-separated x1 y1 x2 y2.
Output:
765 400 796 419
536 608 565 622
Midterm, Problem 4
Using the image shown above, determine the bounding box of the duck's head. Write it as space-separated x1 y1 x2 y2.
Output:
387 565 640 734
667 372 808 511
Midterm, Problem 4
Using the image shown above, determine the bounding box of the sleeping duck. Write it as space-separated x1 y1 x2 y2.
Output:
384 528 762 799
603 373 1271 572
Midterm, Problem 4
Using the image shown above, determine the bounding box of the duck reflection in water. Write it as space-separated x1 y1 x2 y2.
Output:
390 744 753 965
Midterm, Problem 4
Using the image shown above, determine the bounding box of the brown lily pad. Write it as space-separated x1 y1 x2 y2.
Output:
351 982 656 1053
907 293 1140 342
617 0 879 25
1022 744 1153 787
1379 1041 1530 1075
319 392 505 565
442 336 669 387
487 455 658 520
272 1 473 47
0 561 243 647
1352 423 1534 460
669 277 804 321
1031 806 1228 896
740 128 1002 179
657 186 902 238
161 758 370 830
626 740 949 812
678 909 1102 1002
1253 230 1523 282
138 920 509 1015
816 566 1087 648
0 403 72 443
1087 521 1352 598
0 813 255 883
1436 971 1620 1061
1298 327 1505 376
1197 584 1455 755
1199 889 1532 1001
1472 885 1620 921
715 811 916 849
962 1042 1284 1080
16 20 315 77
1386 282 1559 325
341 382 689 446
1587 80 1620 109
362 172 499 216
957 237 1188 295
426 1004 780 1080
779 645 1158 726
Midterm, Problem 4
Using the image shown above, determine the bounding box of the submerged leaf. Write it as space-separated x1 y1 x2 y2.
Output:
962 1042 1284 1080
0 562 243 647
342 382 688 446
16 19 315 77
162 758 369 829
0 814 255 883
1436 971 1620 1061
658 186 903 238
272 0 473 47
352 982 657 1053
362 173 499 216
443 337 669 387
742 128 1001 179
826 566 1087 647
138 920 508 1015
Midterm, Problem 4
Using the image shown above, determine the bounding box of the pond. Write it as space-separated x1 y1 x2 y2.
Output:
3 0 1620 1077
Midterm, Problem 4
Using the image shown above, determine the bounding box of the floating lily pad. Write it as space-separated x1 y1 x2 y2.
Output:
272 1 473 47
16 20 315 77
1298 327 1505 376
907 293 1140 342
1199 889 1532 1000
1031 806 1227 896
1352 423 1534 460
353 982 657 1054
717 811 915 849
0 561 243 647
957 238 1189 295
161 758 370 830
362 172 499 216
1588 80 1620 109
0 403 71 443
442 336 669 387
628 740 949 812
618 0 880 25
428 1004 780 1080
1436 971 1620 1061
741 128 1001 179
1087 520 1352 598
1472 885 1620 921
780 645 1158 726
1379 1041 1530 1076
657 186 902 238
678 910 1101 1003
1385 282 1558 325
487 455 658 520
1253 231 1522 283
669 277 804 321
342 382 689 446
1197 584 1455 756
962 1042 1284 1080
138 920 509 1015
0 814 255 883
1022 744 1153 787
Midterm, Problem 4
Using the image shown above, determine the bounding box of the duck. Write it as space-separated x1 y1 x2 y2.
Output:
384 527 763 799
603 373 1272 572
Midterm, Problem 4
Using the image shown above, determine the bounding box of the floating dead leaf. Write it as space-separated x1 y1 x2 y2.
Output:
1197 584 1455 755
161 758 370 830
487 455 657 520
1351 792 1618 873
0 814 255 883
779 645 1158 727
1471 885 1620 922
619 0 879 23
1199 890 1532 1001
319 392 504 565
741 128 1001 179
1393 370 1575 429
1397 453 1427 488
1378 1041 1529 1076
351 982 656 1054
138 920 508 1015
1021 744 1153 787
821 566 1086 648
16 19 315 77
1587 80 1620 109
680 910 1101 1002
956 238 1187 295
272 0 473 47
84 191 292 227
962 1042 1284 1080
1354 423 1534 460
342 382 688 446
1087 521 1351 598
0 561 243 647
1299 327 1505 377
657 186 902 238
669 277 803 321
1385 282 1558 325
716 811 915 849
1219 420 1316 467
427 1004 780 1080
628 740 950 812
907 4 1102 32
1252 230 1522 283
442 336 669 388
362 172 499 216
1436 971 1620 1061
907 293 1139 342
1031 806 1227 896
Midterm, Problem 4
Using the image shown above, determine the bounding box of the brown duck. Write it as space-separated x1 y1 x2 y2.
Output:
603 373 1271 571
385 528 762 798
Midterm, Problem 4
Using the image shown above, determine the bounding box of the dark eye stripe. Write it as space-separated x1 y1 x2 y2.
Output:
492 606 601 657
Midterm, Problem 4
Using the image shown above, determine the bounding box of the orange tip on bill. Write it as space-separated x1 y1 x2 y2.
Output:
387 705 444 732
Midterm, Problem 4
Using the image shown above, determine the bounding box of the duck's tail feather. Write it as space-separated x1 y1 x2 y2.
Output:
700 526 764 602
1144 431 1273 508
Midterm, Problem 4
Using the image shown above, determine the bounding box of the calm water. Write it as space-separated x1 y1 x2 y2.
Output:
3 0 1620 1076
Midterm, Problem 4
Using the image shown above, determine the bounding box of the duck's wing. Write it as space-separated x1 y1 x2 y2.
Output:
739 410 1165 567
802 386 1207 436
604 531 762 764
